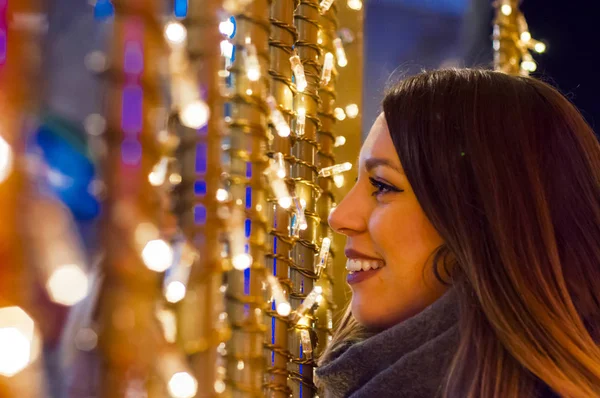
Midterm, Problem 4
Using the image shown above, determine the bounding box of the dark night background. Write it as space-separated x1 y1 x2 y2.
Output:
364 0 599 136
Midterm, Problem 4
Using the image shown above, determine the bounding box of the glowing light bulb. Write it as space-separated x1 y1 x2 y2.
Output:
214 380 226 393
220 40 234 58
165 281 187 303
142 239 174 272
501 4 512 16
347 0 362 10
319 0 334 14
168 372 198 398
165 22 187 45
290 54 307 92
219 19 235 37
333 174 345 188
345 103 359 119
320 52 334 86
266 96 291 137
319 162 352 177
46 264 89 306
296 107 306 136
149 157 169 186
216 188 229 202
267 275 291 316
232 253 252 270
274 153 286 179
521 55 537 72
520 31 531 43
0 307 39 377
278 197 292 209
335 136 346 147
334 107 346 121
534 42 546 53
0 135 13 184
244 42 261 82
314 237 331 277
180 100 210 129
333 38 347 67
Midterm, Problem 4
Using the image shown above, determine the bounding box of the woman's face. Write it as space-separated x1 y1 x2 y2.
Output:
329 113 450 330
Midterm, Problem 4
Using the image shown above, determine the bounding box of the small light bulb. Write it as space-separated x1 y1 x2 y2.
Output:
290 54 308 92
216 188 229 202
46 264 89 306
244 42 261 82
0 307 39 377
319 0 334 14
219 20 235 37
278 197 292 209
165 281 187 303
168 372 198 398
232 253 252 270
296 107 306 136
274 153 286 179
334 107 346 121
165 22 187 45
333 174 345 188
148 157 169 186
320 52 334 86
333 38 348 67
214 380 226 393
0 135 13 184
266 96 291 137
521 55 537 72
501 4 512 16
347 0 362 10
534 42 546 53
319 162 352 177
520 31 531 43
345 104 359 119
334 136 346 147
220 40 234 58
142 239 174 272
180 100 210 129
277 302 291 316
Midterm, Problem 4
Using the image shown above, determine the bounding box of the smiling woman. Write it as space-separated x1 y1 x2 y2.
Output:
316 68 600 398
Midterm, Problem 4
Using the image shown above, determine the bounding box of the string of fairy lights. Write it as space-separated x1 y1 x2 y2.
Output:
493 0 546 76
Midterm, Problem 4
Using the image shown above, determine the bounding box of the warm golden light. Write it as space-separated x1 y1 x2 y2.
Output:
0 135 13 184
165 281 187 303
46 264 89 306
0 307 40 377
232 253 252 270
534 42 546 53
334 107 346 121
180 100 210 129
164 22 187 45
142 239 174 272
520 31 531 43
345 103 359 119
501 4 512 15
347 0 363 10
168 372 198 398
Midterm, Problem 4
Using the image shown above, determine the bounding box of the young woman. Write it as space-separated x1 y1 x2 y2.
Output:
317 68 600 397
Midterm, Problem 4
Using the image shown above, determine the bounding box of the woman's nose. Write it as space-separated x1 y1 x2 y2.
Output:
328 185 367 236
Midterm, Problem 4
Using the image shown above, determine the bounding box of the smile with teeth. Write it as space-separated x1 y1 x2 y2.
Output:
346 258 386 273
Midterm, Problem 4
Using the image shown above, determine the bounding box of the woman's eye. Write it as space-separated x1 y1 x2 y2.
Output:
369 177 402 197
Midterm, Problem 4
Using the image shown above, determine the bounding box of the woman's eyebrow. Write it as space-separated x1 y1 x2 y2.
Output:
364 157 405 175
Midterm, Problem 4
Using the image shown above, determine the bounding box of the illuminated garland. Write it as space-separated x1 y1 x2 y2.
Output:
493 0 546 76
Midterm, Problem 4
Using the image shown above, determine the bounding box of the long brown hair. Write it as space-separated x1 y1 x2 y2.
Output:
319 68 600 397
